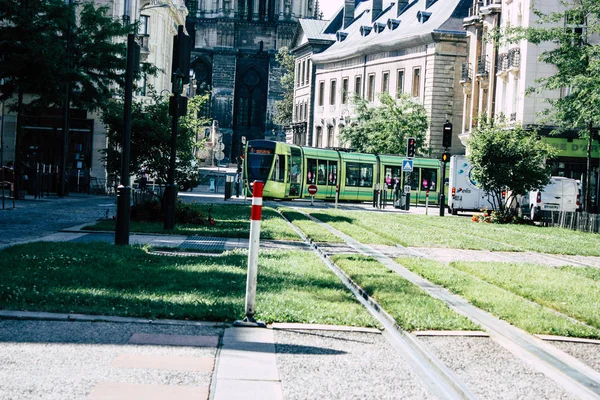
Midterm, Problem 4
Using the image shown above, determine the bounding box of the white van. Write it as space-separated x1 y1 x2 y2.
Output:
528 177 580 221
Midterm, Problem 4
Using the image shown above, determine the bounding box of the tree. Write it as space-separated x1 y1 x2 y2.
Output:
339 92 428 155
273 47 295 127
468 118 557 219
0 0 132 195
506 1 600 211
101 91 210 198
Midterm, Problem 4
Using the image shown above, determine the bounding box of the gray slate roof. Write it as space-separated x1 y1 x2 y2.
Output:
312 0 469 63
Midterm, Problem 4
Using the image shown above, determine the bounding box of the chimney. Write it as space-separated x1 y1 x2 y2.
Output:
372 0 382 23
397 0 408 16
343 0 355 29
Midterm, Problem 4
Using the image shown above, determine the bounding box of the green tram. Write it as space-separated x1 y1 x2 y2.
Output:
244 140 446 205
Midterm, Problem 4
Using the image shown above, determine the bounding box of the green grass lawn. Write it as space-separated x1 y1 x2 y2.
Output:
305 209 600 256
451 261 600 330
84 204 300 241
398 257 600 339
278 207 342 243
332 255 479 332
0 242 376 327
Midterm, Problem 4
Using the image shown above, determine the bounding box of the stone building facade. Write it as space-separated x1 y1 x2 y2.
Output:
293 0 470 158
186 0 317 161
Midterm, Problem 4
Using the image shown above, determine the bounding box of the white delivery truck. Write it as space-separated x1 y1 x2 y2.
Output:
447 155 496 215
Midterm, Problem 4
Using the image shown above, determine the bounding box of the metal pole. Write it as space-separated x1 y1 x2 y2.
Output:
439 160 446 216
59 0 73 198
163 91 179 230
115 33 136 245
234 180 266 328
1 97 4 209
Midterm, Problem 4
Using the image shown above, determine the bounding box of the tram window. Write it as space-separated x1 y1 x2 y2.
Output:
307 158 317 184
384 166 402 189
328 162 337 185
409 167 420 191
421 168 437 191
360 164 373 187
317 160 327 185
346 163 360 187
271 155 285 182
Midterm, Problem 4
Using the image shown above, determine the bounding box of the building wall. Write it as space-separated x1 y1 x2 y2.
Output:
188 0 315 160
311 37 467 157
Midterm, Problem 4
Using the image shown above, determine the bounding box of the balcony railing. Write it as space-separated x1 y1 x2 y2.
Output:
476 55 489 76
508 48 521 70
461 63 472 82
496 53 509 74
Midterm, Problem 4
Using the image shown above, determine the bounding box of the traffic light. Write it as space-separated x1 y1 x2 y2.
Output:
442 121 453 149
407 137 416 158
171 25 192 94
441 152 450 163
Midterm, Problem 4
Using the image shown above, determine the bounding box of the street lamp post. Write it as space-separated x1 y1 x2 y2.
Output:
59 0 73 198
115 33 139 245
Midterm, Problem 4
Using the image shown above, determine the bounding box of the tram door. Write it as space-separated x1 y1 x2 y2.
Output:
326 162 338 198
287 148 303 197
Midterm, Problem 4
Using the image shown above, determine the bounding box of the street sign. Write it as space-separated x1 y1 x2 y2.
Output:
215 142 224 152
215 151 225 161
402 159 413 172
404 185 411 193
308 185 318 195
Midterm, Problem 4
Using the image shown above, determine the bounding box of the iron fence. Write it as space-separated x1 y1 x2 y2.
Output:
540 211 600 233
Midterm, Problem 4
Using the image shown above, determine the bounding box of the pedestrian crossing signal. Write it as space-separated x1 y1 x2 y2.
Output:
441 152 450 163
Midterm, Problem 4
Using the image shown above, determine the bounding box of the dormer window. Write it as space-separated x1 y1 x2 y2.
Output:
417 10 432 23
360 25 372 36
336 31 348 42
387 18 400 30
373 22 386 33
425 0 437 9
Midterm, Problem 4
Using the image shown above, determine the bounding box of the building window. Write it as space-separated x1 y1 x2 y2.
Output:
136 74 147 96
341 77 349 104
316 127 323 147
367 74 375 101
304 101 308 120
412 67 421 98
327 126 334 147
382 71 389 94
296 62 301 87
301 60 306 85
354 75 362 97
318 81 325 106
396 69 404 98
306 60 311 84
139 15 149 35
330 79 337 105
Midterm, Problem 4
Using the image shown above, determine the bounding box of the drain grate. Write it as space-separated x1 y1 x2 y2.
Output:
179 237 227 252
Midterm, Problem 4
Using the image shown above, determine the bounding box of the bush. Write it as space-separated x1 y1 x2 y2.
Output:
130 200 209 225
472 208 533 225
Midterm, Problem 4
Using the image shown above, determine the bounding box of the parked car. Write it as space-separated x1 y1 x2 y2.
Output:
526 176 580 221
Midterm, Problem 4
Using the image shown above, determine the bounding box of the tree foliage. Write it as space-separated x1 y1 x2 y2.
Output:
468 118 557 218
273 46 295 126
0 0 131 110
101 91 210 197
339 92 428 155
505 1 600 211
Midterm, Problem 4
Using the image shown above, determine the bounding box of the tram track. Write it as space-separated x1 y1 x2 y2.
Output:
275 208 479 400
284 207 600 400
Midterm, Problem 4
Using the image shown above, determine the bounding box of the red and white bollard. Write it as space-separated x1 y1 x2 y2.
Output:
235 180 266 327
